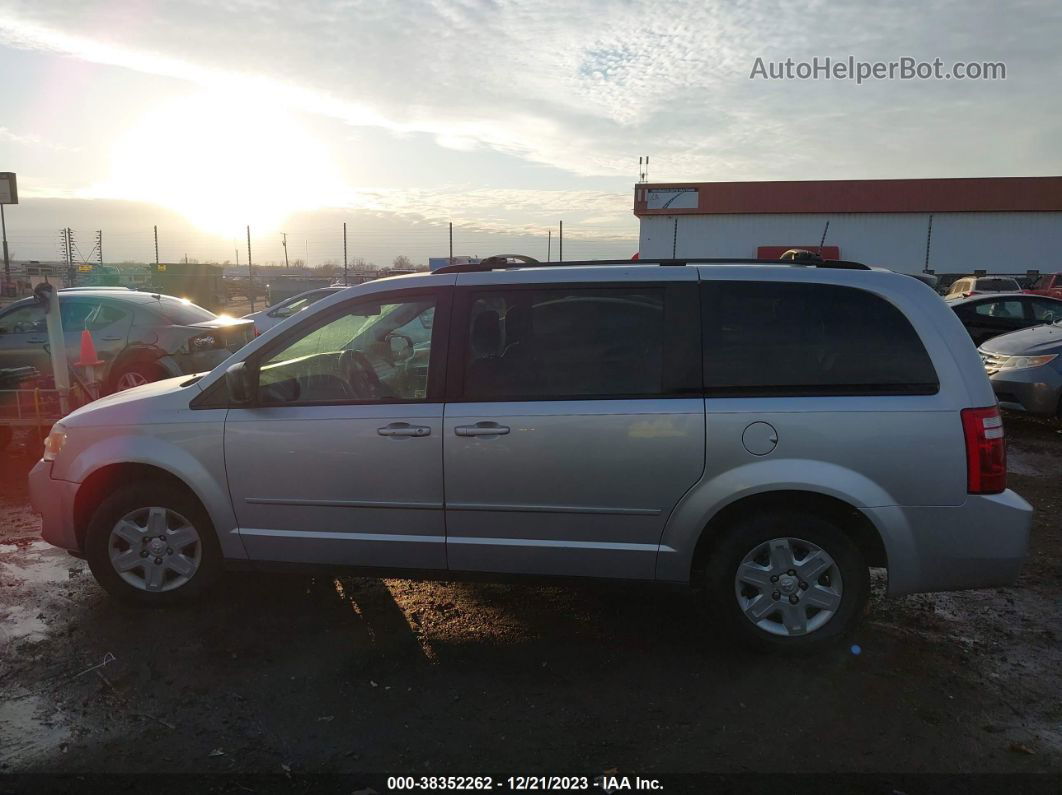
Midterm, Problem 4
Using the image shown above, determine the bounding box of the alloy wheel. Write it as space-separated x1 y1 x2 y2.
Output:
115 371 150 391
733 536 844 637
107 506 202 592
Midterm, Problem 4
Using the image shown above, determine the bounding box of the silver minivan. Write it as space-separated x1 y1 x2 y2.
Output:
29 259 1032 652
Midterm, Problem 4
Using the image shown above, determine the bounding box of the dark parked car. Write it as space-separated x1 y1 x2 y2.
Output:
946 293 1062 345
979 322 1062 419
0 290 254 393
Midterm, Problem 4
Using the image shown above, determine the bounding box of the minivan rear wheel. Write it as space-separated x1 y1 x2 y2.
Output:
85 482 222 605
705 511 869 653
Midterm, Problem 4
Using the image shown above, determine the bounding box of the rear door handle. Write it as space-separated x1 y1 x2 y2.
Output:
377 422 431 437
27 337 47 343
100 336 122 341
455 422 511 437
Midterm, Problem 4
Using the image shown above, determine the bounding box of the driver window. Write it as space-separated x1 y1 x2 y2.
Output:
257 295 437 405
1031 301 1059 322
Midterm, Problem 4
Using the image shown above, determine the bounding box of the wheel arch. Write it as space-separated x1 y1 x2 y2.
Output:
687 490 888 585
106 345 176 391
73 463 207 551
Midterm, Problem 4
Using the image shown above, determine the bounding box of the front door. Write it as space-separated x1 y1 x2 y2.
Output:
225 287 450 569
443 278 705 580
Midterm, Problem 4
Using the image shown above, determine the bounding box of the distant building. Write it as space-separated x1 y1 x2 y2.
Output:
634 176 1062 276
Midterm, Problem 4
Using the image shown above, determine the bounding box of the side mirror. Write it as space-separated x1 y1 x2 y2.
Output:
388 334 415 363
225 361 253 404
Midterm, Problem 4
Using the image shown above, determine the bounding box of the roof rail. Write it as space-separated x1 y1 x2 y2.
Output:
434 256 870 274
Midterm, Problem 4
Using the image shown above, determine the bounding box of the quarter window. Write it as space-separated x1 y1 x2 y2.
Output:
701 281 938 395
256 296 437 404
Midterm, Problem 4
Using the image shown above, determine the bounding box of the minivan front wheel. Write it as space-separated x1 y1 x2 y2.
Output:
706 512 869 653
85 483 222 605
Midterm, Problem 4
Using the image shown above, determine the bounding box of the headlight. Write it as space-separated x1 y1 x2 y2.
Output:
42 423 67 462
1000 354 1058 371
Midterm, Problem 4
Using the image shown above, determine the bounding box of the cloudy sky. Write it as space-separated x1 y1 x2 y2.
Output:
0 0 1059 266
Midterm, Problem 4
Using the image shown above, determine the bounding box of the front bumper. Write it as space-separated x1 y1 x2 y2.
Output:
28 459 82 552
867 489 1033 597
988 365 1062 417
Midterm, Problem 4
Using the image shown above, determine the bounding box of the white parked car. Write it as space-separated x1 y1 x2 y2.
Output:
243 287 345 335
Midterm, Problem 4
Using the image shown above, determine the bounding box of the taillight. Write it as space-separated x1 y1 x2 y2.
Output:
961 406 1006 494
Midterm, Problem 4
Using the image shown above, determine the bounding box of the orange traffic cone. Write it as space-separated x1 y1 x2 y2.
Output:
76 329 104 368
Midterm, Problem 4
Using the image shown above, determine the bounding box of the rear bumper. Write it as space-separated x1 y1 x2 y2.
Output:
28 459 82 552
170 348 235 377
989 366 1062 417
867 490 1033 597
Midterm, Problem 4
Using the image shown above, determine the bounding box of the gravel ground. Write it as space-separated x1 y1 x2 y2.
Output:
0 414 1060 780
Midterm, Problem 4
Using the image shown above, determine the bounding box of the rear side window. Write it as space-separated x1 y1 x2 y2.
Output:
976 278 1019 291
60 300 129 331
148 298 217 325
457 285 699 401
701 281 938 396
972 300 1023 318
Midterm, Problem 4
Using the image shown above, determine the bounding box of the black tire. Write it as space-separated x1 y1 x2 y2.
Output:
85 481 223 606
107 360 168 394
704 510 869 654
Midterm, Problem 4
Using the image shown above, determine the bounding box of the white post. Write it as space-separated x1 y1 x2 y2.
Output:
39 285 70 415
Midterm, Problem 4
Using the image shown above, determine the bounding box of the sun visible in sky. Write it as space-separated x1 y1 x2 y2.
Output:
98 90 345 237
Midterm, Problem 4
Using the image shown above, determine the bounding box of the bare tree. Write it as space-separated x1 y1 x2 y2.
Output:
393 255 413 269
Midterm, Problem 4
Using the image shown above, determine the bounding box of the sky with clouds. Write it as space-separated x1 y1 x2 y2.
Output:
0 0 1060 266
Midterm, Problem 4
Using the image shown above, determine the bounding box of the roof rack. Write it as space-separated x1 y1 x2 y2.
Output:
434 256 871 274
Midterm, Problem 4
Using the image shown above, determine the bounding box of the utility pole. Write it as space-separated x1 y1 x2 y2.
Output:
281 232 290 270
559 220 563 262
343 222 348 286
1 205 10 293
246 225 255 312
96 230 103 266
154 225 159 267
547 229 551 261
60 228 75 286
449 222 453 266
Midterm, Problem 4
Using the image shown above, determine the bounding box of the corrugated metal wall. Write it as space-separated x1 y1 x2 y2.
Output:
639 212 1062 273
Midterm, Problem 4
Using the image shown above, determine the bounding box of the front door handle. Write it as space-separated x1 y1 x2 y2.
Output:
455 422 510 437
377 422 431 437
100 336 123 341
27 337 47 343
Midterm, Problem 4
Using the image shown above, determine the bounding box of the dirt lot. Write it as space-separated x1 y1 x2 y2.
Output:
1 414 1060 783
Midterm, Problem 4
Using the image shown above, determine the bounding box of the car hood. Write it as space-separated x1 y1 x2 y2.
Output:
62 374 202 428
980 323 1062 355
